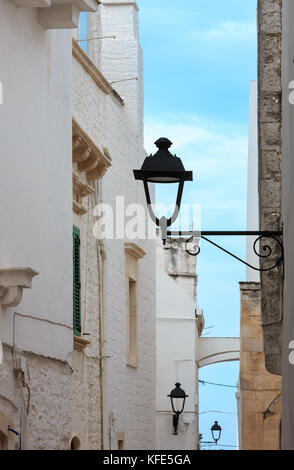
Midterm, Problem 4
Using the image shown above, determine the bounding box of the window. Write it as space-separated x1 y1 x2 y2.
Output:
79 12 89 56
73 225 81 337
127 277 138 367
117 432 125 450
70 435 81 450
125 243 146 368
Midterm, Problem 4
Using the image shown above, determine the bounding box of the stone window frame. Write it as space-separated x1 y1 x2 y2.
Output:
125 243 146 368
117 431 125 450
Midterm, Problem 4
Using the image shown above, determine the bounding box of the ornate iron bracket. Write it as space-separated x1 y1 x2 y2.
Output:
165 231 284 273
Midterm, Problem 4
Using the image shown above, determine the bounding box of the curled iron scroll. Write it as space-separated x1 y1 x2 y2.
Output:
252 235 284 272
185 236 201 257
184 234 283 272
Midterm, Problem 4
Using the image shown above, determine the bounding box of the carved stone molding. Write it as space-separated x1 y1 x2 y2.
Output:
72 172 94 215
12 0 51 8
73 335 91 351
125 243 146 260
11 0 97 29
72 119 112 181
36 0 97 29
72 119 112 216
12 0 50 6
0 268 39 309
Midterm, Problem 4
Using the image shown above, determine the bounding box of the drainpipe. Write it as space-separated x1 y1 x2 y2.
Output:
93 179 107 450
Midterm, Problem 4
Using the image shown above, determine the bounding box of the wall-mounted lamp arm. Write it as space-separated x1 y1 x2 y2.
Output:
165 230 284 273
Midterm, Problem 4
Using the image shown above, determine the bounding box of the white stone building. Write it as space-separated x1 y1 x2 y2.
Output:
0 0 96 450
72 1 156 450
0 0 156 450
155 236 239 450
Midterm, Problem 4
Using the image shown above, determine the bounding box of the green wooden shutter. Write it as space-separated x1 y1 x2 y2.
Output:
73 225 81 337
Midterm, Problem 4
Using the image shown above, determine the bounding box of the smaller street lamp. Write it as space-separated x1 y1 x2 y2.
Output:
211 421 222 445
168 383 189 435
199 421 222 448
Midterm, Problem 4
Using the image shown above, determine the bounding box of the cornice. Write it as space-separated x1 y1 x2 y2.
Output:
72 39 124 105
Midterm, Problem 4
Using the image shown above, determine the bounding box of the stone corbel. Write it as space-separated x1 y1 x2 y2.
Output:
0 268 39 309
72 119 112 182
196 311 205 336
72 172 95 215
74 335 91 351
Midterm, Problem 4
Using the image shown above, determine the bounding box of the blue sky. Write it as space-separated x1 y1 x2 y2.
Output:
138 0 257 450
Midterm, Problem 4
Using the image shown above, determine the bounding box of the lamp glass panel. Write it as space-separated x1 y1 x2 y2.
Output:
148 176 180 183
172 397 185 414
155 182 181 222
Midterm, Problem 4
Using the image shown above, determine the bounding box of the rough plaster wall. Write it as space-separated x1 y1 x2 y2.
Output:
156 237 197 302
0 346 72 450
101 106 156 449
0 2 73 450
239 283 282 450
258 0 283 375
72 3 156 449
100 2 144 144
99 19 156 446
90 8 104 70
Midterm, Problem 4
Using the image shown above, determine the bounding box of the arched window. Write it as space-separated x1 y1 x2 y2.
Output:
70 436 81 451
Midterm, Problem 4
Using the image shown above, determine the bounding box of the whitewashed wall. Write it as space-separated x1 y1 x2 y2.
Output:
0 1 73 449
99 1 156 448
156 267 198 450
246 81 260 282
72 0 156 450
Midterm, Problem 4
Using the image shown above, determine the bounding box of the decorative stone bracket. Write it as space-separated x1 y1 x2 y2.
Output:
72 118 112 215
72 172 94 215
0 268 39 309
125 243 146 260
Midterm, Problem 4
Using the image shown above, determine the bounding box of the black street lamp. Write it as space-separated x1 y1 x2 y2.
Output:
199 421 222 448
211 421 222 444
134 138 283 272
134 138 192 243
168 383 189 435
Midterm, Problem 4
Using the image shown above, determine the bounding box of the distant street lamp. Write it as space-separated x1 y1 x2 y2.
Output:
133 138 283 272
168 383 189 435
199 421 222 448
211 421 222 444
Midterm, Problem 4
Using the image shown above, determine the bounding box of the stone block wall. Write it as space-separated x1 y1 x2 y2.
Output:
239 282 282 450
0 346 72 450
258 0 283 375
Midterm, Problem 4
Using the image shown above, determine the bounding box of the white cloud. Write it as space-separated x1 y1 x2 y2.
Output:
144 114 247 176
144 114 248 229
190 21 256 43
